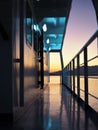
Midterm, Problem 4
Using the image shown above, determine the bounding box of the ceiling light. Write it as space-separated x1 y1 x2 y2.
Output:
46 39 50 44
42 24 47 32
34 25 36 30
49 47 51 51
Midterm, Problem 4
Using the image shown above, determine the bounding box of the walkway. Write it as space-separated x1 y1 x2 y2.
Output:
0 83 98 130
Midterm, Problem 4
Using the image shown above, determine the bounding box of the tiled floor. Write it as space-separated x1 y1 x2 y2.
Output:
0 83 98 130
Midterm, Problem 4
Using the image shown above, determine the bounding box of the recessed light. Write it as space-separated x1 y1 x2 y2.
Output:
49 47 51 51
46 39 50 44
42 24 47 32
34 25 36 30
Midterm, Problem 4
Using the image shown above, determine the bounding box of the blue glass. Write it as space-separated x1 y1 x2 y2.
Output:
39 17 66 51
26 18 32 26
26 18 32 46
26 34 32 44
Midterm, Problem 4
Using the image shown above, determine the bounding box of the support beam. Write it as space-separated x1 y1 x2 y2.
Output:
77 55 80 98
60 51 64 70
69 62 72 90
20 0 24 106
73 59 75 92
40 29 44 89
84 48 88 106
48 52 50 82
60 51 64 83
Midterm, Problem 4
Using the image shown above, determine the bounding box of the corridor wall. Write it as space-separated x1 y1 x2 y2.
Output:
0 0 38 122
12 0 38 121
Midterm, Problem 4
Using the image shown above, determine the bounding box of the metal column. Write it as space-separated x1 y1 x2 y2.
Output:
60 51 64 83
60 51 64 70
84 48 88 106
20 0 24 106
73 59 75 93
40 29 44 89
77 55 80 98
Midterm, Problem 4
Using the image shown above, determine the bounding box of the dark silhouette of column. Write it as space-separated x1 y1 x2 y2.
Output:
84 48 88 106
20 0 24 106
40 29 44 89
60 51 64 70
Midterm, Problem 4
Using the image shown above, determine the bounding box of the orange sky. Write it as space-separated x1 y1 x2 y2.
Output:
50 52 61 72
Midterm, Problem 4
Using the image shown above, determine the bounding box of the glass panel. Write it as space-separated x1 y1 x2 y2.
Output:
88 57 98 111
88 54 98 67
80 52 84 66
80 76 85 101
39 17 66 51
26 18 32 46
26 2 32 47
88 38 98 60
50 52 61 73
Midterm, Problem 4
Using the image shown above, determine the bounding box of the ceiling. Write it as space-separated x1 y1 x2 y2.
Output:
30 0 98 52
32 0 72 52
33 0 72 23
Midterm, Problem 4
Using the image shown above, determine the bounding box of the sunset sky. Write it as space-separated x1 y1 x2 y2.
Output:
50 0 97 72
50 52 61 72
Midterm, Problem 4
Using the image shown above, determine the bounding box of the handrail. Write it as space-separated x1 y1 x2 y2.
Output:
79 88 98 100
62 30 98 112
66 30 98 66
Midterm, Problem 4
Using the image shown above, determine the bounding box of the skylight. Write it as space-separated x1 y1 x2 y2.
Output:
39 17 66 52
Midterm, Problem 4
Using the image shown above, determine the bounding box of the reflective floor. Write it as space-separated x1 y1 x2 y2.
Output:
0 83 98 130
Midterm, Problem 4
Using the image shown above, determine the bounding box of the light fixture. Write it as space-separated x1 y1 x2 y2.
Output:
49 47 51 51
33 24 39 31
34 25 36 31
46 38 50 44
42 24 47 32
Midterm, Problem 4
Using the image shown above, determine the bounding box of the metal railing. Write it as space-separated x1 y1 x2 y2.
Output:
62 30 98 111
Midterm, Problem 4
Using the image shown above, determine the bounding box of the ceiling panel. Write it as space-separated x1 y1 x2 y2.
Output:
39 17 66 52
31 0 72 52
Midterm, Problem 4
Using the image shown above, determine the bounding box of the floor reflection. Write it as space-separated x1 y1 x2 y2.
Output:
0 84 98 130
12 88 44 130
44 84 98 130
61 86 97 130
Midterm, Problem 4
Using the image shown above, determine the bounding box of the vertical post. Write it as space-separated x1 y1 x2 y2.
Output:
77 55 80 98
60 51 64 70
40 29 44 89
84 48 88 106
48 52 50 82
66 64 71 89
70 62 72 90
67 65 69 87
60 51 64 84
20 0 24 106
73 59 75 93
